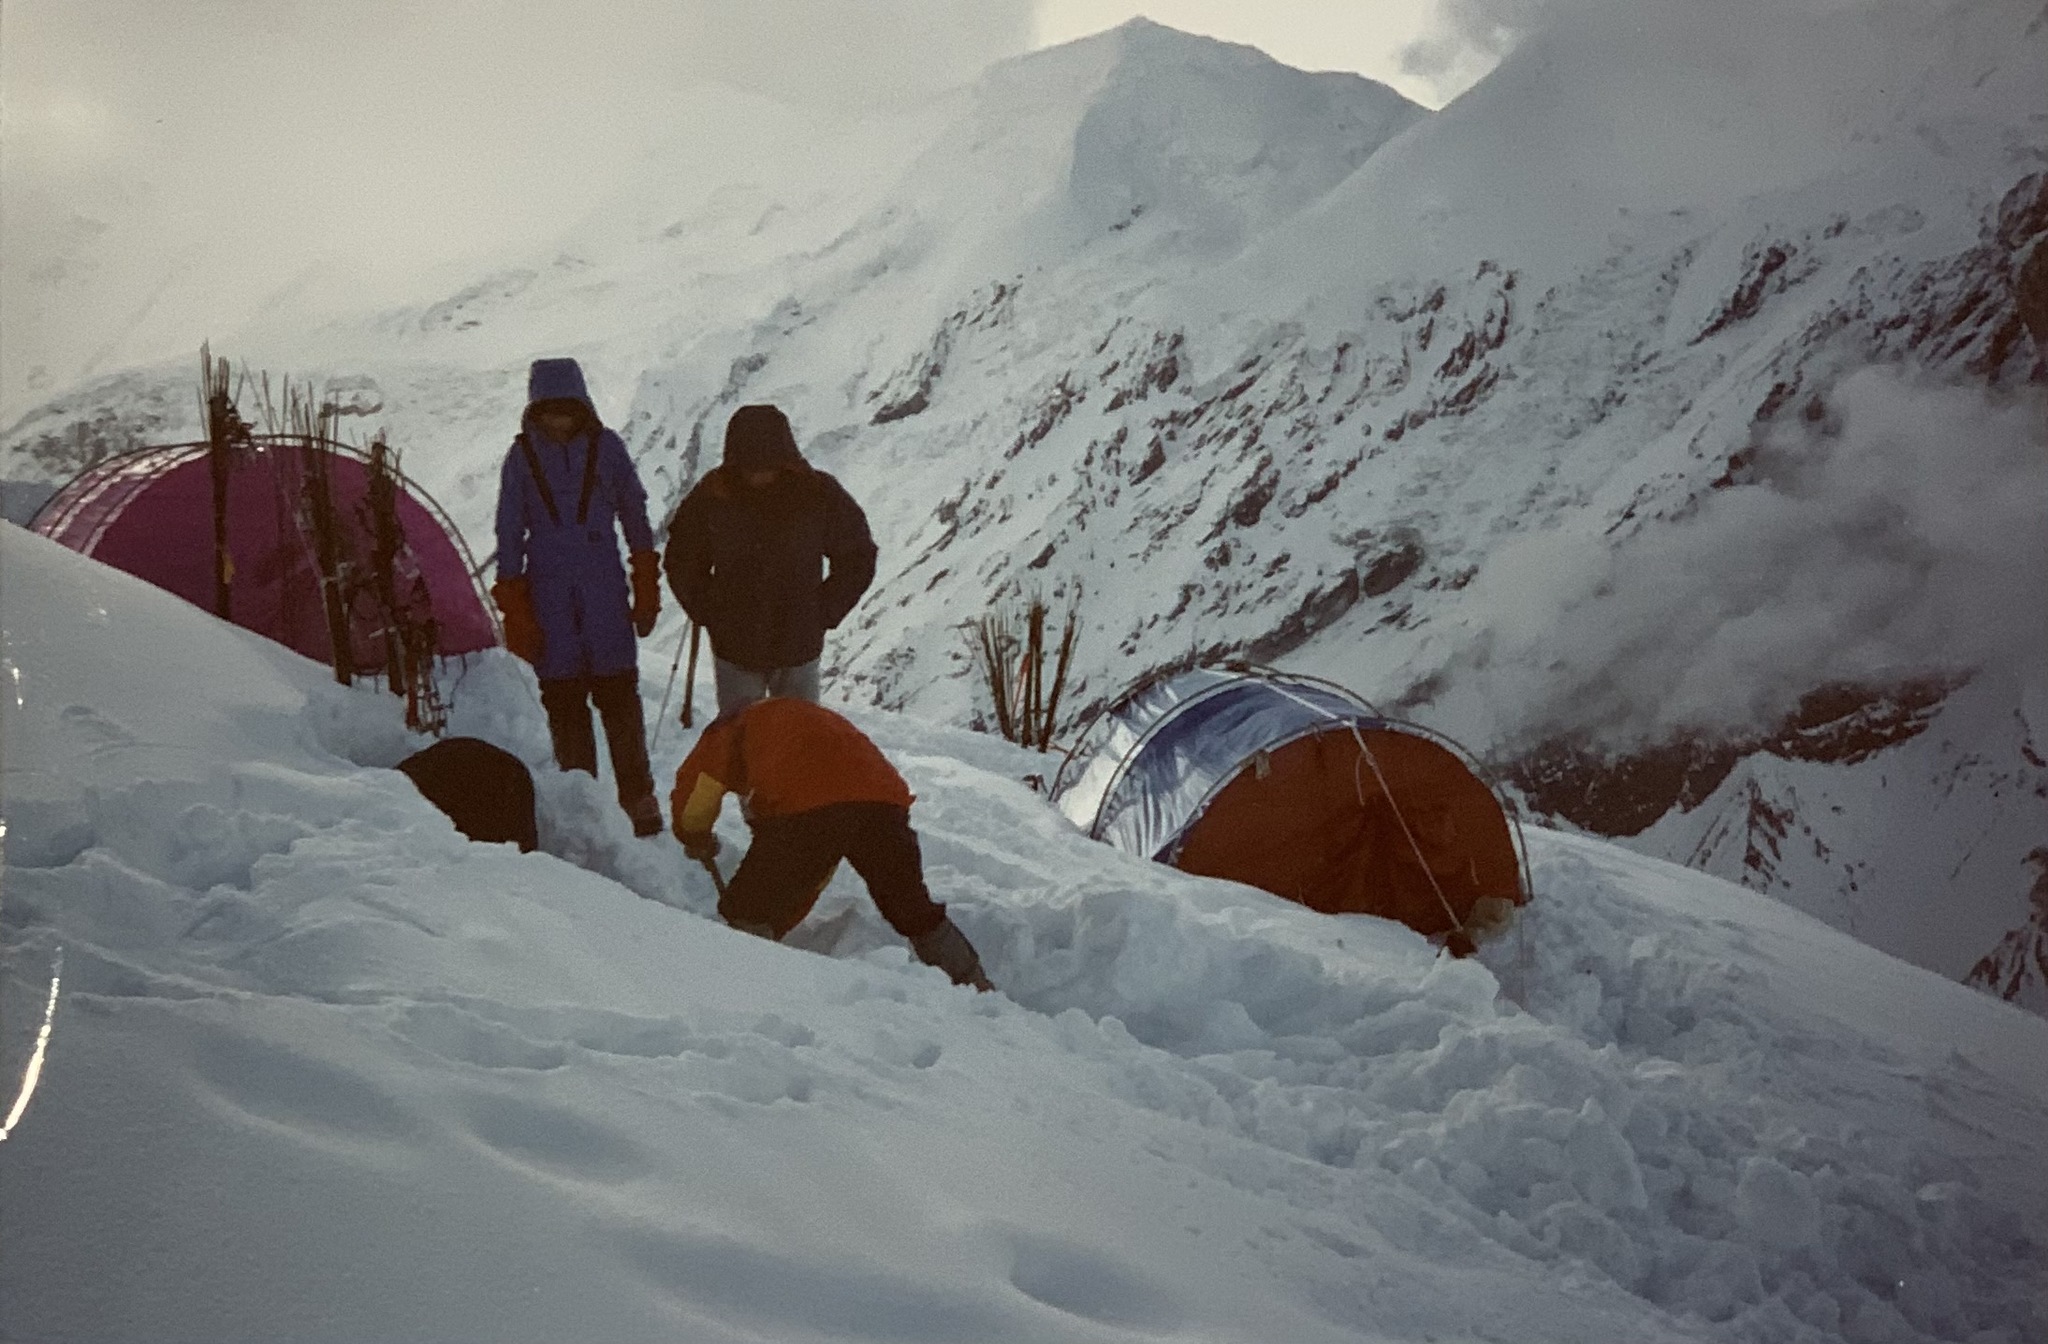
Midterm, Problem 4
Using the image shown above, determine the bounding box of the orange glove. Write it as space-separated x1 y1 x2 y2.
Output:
629 550 661 638
491 576 543 665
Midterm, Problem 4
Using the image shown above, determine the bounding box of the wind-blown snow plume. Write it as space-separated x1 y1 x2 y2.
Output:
1436 367 2048 750
1401 0 1587 93
1403 0 1567 75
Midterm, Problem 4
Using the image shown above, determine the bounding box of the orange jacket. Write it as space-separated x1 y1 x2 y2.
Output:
671 698 913 838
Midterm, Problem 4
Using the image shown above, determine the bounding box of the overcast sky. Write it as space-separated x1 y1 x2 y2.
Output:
0 1 1517 421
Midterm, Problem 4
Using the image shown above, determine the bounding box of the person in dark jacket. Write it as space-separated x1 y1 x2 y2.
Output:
662 404 876 715
670 697 993 991
493 357 666 837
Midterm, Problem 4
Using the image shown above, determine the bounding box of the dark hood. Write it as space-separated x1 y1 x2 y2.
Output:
724 404 805 474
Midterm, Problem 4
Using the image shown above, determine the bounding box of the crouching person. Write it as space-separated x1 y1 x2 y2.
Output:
670 698 993 991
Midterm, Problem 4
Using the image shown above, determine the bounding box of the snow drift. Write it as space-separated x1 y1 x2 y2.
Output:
4 505 2047 1343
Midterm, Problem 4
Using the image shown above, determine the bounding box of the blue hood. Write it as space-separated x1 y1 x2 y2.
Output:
527 357 594 411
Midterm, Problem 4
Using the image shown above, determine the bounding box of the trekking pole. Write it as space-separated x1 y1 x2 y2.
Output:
650 620 693 753
680 620 702 729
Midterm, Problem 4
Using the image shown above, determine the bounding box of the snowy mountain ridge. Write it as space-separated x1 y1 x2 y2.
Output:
3 0 2045 1008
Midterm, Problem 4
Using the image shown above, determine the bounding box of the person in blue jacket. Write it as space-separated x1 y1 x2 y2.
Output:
491 357 665 837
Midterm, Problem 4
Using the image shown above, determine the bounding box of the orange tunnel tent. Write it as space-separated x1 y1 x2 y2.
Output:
1050 667 1528 944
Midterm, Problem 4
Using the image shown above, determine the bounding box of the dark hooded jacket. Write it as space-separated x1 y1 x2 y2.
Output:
662 405 876 673
494 358 655 681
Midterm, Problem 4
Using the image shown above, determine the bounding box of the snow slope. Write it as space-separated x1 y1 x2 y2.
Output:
5 509 2048 1342
2 2 2044 1007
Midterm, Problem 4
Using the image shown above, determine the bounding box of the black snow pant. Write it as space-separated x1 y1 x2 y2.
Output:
723 801 947 941
539 671 655 807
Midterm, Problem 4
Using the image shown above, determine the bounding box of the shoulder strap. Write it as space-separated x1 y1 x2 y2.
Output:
575 430 601 525
519 429 603 527
516 434 562 526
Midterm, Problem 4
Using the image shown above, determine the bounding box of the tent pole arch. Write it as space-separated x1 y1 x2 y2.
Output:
1047 657 1314 805
1080 676 1276 842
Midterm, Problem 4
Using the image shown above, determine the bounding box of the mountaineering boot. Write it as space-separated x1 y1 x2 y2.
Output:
626 792 663 838
910 917 994 992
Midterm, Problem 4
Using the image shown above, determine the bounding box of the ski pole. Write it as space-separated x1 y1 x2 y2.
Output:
650 620 692 752
680 620 702 729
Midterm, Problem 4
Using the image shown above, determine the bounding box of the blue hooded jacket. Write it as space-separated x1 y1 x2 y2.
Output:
494 358 655 681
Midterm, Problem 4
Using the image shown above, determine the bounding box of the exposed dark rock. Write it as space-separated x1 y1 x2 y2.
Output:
1695 243 1800 342
1358 535 1425 597
1505 677 1957 837
871 384 931 424
1770 678 1952 765
1242 570 1363 663
1129 437 1167 484
1005 375 1083 458
1507 734 1745 838
419 269 537 332
1225 459 1278 529
1966 847 2048 1004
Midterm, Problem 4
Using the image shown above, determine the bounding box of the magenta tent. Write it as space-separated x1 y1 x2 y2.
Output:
29 438 499 672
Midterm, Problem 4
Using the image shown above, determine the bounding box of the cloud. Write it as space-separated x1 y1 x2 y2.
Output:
0 0 1033 421
1399 0 1573 92
1431 367 2048 751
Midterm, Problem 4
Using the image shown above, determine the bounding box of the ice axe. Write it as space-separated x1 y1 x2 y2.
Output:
695 851 776 940
695 850 729 901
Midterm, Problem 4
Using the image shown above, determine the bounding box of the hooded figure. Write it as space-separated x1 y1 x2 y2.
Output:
662 404 876 714
493 357 665 836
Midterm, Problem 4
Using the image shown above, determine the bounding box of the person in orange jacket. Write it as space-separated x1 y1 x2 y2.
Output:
670 697 993 990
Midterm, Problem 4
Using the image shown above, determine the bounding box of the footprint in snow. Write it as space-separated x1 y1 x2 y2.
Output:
390 1002 570 1071
191 1031 419 1148
617 1225 1027 1341
59 702 140 754
1003 1229 1186 1333
461 1092 649 1184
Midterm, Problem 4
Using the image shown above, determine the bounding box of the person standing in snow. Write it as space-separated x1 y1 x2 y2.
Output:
492 357 666 837
670 696 993 991
661 404 876 715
